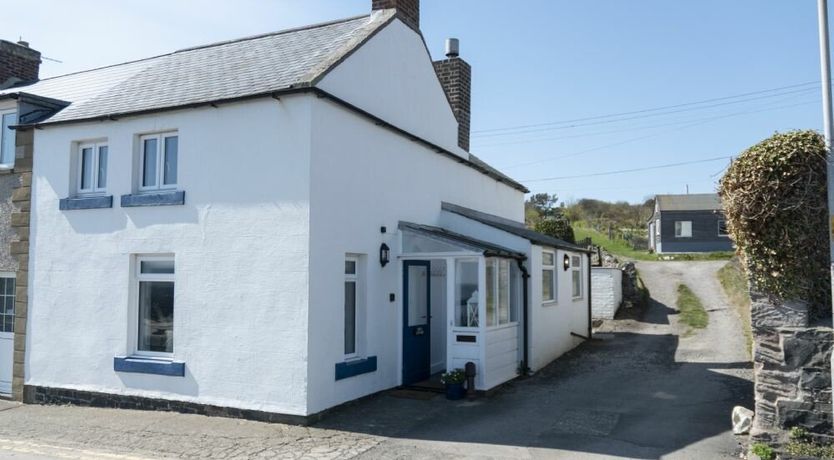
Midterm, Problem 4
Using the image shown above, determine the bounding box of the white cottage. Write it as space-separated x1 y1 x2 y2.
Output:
2 0 591 421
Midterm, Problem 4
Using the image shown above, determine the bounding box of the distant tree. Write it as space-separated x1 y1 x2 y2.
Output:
525 193 560 227
534 214 576 244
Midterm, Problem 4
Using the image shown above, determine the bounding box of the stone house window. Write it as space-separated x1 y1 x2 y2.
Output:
0 110 16 168
542 250 556 303
76 142 108 195
571 255 583 299
134 256 175 356
675 221 692 238
139 132 178 192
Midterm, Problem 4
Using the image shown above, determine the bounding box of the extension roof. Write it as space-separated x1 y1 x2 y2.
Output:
441 202 591 253
655 193 723 212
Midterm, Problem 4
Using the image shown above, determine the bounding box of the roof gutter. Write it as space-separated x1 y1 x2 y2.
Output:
14 86 529 193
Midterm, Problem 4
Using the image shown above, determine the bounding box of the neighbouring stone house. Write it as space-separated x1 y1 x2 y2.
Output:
1 0 594 422
0 39 43 401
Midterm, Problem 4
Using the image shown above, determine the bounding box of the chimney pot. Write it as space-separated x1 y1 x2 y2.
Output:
445 38 459 58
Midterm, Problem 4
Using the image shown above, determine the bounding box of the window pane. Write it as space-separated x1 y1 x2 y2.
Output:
80 147 93 190
345 260 356 275
455 260 478 327
142 138 158 187
3 315 12 333
486 260 496 327
542 252 554 266
498 259 510 324
1 112 17 166
572 256 581 267
4 277 13 296
163 136 178 185
344 281 356 355
140 259 175 274
572 271 581 298
138 281 174 353
97 146 108 188
407 264 428 326
542 269 554 301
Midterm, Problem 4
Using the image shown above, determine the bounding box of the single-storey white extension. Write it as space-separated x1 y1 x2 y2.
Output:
3 0 592 421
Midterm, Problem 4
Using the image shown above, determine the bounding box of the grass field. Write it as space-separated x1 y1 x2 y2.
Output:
717 258 752 356
676 284 709 336
574 226 734 262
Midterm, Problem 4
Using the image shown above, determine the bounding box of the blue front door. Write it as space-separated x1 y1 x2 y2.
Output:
402 260 431 385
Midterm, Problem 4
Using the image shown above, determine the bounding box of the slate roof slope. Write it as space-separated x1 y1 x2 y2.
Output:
655 193 722 212
0 12 393 124
441 202 591 253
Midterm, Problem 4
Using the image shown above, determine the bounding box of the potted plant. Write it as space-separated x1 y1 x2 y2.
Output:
440 368 466 400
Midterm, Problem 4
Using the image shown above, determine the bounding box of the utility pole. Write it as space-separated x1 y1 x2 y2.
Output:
817 0 834 419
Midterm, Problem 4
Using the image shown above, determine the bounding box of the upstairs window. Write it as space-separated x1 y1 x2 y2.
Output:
344 257 358 356
0 111 17 168
77 142 108 194
140 133 178 191
675 221 692 238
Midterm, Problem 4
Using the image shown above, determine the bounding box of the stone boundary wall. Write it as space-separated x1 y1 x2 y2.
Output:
750 290 833 445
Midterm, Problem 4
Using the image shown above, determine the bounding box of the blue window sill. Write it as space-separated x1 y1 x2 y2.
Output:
121 190 185 207
59 195 113 210
114 356 185 377
335 356 377 381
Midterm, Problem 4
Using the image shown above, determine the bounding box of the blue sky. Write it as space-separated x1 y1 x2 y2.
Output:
0 1 824 203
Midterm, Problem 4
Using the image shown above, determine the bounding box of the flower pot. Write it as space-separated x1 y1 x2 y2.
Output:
445 382 465 400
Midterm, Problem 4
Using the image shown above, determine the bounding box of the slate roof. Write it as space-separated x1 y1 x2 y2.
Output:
441 202 591 253
0 12 394 124
655 193 722 212
399 221 525 259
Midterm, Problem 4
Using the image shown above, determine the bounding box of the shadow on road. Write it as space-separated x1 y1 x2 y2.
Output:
316 297 753 459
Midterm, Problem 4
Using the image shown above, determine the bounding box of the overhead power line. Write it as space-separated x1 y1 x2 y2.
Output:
522 156 732 183
472 85 820 139
495 98 818 169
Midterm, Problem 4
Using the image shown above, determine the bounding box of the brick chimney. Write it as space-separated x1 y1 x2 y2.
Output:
0 39 41 89
433 38 471 151
372 0 419 32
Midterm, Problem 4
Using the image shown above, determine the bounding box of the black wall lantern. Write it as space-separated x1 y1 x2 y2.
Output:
563 254 571 271
380 243 390 267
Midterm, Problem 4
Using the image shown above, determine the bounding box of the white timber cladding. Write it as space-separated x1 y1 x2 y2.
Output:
591 268 623 320
28 97 313 416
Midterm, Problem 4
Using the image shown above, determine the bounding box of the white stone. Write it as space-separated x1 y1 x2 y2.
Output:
732 406 754 435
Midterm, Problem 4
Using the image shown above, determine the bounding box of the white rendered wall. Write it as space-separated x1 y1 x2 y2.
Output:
528 245 589 372
27 97 313 415
317 19 465 159
305 96 523 414
591 268 623 320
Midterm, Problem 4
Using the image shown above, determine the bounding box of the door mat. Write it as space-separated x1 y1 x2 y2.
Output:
388 389 440 400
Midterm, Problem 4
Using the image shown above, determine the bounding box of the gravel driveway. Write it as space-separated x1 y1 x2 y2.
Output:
0 261 752 459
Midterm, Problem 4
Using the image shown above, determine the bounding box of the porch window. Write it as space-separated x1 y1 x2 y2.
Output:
344 257 358 356
542 251 556 302
675 221 692 238
0 111 16 168
571 255 582 299
455 259 479 327
485 258 512 327
135 256 175 355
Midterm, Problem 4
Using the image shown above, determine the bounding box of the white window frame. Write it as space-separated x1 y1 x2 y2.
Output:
485 258 515 328
571 255 583 300
138 132 178 192
76 142 108 195
675 221 693 238
542 250 557 303
718 220 730 237
344 256 359 359
0 109 17 169
0 272 15 335
131 255 175 358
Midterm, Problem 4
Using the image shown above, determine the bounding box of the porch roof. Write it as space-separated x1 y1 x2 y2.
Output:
398 221 525 259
